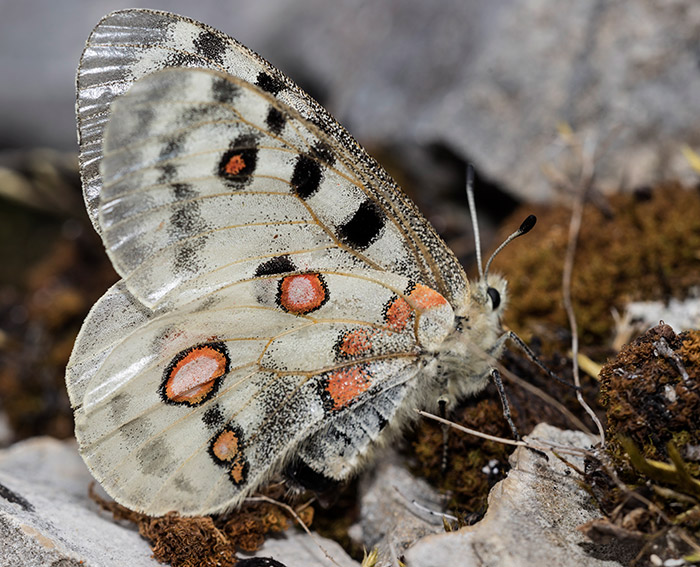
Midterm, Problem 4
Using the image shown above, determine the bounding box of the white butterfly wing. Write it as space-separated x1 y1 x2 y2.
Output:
77 8 468 305
69 10 470 515
69 276 428 514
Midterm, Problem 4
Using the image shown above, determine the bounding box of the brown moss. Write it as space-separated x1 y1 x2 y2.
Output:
599 324 700 475
582 324 700 561
494 183 700 350
89 484 314 566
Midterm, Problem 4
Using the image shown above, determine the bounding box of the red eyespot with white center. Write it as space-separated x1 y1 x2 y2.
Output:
160 342 230 406
277 273 328 315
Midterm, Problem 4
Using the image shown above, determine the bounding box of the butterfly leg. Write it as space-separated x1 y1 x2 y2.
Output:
500 330 571 388
489 329 574 441
437 395 450 473
490 367 520 441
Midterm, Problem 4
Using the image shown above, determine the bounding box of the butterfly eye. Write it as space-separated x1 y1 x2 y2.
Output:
487 287 501 309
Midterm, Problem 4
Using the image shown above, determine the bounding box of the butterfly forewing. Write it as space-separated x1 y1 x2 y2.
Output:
78 9 468 304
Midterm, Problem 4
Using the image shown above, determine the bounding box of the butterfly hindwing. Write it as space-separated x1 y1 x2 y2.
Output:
68 269 449 514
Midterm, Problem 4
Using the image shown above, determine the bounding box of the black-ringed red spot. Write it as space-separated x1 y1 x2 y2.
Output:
277 273 328 315
208 425 249 486
320 365 373 412
218 134 258 183
160 342 230 407
335 328 375 359
222 153 247 175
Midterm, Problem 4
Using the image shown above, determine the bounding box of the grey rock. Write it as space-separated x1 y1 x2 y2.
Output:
0 437 160 567
3 1 698 202
352 450 445 561
404 423 624 567
278 0 700 201
239 530 360 567
0 427 630 566
0 437 360 567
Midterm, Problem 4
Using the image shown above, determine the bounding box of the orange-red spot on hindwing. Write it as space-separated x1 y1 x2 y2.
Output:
211 429 241 462
277 273 328 315
408 284 448 310
384 296 412 332
323 366 372 411
337 328 374 358
160 342 230 406
208 425 249 486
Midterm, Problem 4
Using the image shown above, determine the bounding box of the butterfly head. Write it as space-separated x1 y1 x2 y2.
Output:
472 272 508 318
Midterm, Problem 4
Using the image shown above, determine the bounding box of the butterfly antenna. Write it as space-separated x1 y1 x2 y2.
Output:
483 214 537 281
465 165 484 279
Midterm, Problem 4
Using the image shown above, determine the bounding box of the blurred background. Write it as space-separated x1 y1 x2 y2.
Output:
1 0 699 445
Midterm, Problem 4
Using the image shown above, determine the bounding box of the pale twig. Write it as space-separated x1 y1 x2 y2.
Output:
560 134 606 446
416 409 592 458
392 485 459 523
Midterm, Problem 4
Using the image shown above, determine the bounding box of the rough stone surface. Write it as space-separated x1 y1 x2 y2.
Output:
239 530 360 567
623 297 700 335
352 450 445 561
3 1 698 201
0 427 635 567
404 424 626 567
276 0 700 201
0 437 360 567
0 437 158 566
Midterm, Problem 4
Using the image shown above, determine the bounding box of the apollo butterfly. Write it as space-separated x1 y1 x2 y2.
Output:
66 9 534 516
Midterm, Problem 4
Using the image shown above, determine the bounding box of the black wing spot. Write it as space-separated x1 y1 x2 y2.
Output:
254 256 296 277
171 201 205 236
338 200 386 250
211 76 240 104
171 182 196 200
291 154 323 199
310 141 335 167
164 51 202 68
202 404 225 429
157 163 177 183
173 240 205 276
255 71 284 95
193 30 229 64
265 106 286 135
